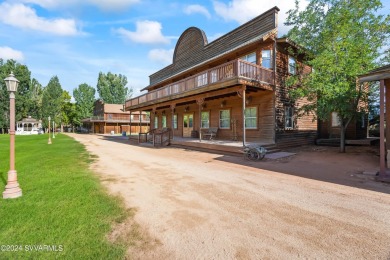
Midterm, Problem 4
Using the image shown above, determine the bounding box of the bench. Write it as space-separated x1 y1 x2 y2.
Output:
201 127 219 140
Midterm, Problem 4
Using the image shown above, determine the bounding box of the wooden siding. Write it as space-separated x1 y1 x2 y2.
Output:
151 90 274 142
148 7 279 88
126 59 274 109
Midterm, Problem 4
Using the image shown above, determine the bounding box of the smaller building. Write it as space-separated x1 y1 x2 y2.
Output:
82 100 150 134
16 116 42 135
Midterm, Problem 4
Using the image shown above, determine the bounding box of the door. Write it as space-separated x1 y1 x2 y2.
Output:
183 114 193 137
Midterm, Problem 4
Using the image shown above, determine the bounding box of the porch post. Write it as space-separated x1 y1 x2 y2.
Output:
242 86 246 147
171 104 176 140
129 111 132 136
196 98 204 142
379 79 385 176
139 111 142 133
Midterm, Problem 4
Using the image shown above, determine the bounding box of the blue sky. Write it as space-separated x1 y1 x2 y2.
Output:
0 0 389 99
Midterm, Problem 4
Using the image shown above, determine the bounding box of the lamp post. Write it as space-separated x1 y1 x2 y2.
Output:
3 72 22 199
48 116 52 144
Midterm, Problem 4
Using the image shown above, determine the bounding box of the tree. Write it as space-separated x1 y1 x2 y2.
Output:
73 83 96 126
96 72 132 104
60 90 75 131
42 76 63 128
285 0 390 152
0 59 39 133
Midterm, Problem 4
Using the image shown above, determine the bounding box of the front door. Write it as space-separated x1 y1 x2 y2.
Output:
183 114 193 137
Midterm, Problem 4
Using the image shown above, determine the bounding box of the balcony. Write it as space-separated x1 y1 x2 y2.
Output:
125 59 274 109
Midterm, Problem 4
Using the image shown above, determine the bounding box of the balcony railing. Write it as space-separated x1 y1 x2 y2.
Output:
125 59 274 108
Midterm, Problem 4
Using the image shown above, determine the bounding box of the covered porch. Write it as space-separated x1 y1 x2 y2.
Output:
358 64 390 182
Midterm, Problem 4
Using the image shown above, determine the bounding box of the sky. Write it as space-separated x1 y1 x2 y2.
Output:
0 0 389 99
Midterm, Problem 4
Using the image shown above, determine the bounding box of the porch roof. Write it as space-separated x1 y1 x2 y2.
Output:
358 64 390 83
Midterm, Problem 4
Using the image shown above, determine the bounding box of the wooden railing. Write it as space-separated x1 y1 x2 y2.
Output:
138 128 172 147
125 59 274 108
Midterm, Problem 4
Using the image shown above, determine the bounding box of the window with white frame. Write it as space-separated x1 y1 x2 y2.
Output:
201 111 210 128
154 116 158 129
162 115 167 128
219 110 230 129
261 50 272 69
331 112 341 127
197 73 208 87
245 107 257 129
210 70 218 83
288 56 296 75
285 106 294 129
241 52 256 63
173 114 178 129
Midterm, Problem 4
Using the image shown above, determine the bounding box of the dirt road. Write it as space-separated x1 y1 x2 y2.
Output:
68 134 390 259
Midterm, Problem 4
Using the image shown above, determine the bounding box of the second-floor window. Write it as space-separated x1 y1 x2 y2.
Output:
288 56 296 75
262 50 272 69
210 70 218 83
241 52 256 64
197 73 208 87
201 111 210 128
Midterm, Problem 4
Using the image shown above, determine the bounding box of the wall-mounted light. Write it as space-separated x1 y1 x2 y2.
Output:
246 96 252 105
162 110 166 115
201 103 207 110
220 100 227 108
184 106 189 112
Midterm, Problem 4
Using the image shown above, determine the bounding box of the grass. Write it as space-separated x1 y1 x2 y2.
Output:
0 134 134 259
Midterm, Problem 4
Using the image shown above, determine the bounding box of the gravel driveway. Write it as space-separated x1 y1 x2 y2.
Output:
68 134 390 259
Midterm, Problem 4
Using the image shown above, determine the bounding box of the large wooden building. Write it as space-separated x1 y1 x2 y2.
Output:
124 6 317 147
82 100 150 134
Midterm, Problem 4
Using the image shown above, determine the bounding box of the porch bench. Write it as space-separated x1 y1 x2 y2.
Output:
201 127 219 140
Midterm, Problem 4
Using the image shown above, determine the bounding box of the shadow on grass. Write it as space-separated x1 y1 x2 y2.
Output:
0 171 6 185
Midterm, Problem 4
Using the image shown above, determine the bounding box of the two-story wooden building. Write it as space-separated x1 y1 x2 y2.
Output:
82 99 150 134
125 6 317 148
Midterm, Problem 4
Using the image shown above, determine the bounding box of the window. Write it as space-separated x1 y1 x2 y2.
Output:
241 52 256 63
162 115 167 128
210 70 218 83
331 112 341 127
288 56 296 75
154 116 158 129
261 50 272 69
173 114 178 129
285 106 294 129
219 110 230 129
201 111 210 128
245 107 257 129
197 73 207 87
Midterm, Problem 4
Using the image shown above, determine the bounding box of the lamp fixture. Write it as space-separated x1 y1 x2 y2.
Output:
220 100 227 108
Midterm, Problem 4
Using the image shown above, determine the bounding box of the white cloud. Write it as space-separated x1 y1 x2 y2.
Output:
0 3 80 36
15 0 140 11
148 49 174 65
114 20 170 44
184 4 211 19
213 0 309 36
0 46 24 61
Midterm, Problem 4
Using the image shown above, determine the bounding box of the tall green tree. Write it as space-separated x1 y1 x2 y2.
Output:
285 0 390 152
0 59 39 132
73 83 96 126
96 72 132 104
42 76 63 127
60 90 75 130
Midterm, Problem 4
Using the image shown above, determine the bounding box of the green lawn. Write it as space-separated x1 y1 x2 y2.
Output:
0 134 133 259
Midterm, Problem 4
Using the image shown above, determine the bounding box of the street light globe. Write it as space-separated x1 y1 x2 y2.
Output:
48 116 51 121
4 72 19 93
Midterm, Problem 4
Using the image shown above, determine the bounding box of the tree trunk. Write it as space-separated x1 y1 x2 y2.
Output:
340 126 346 153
